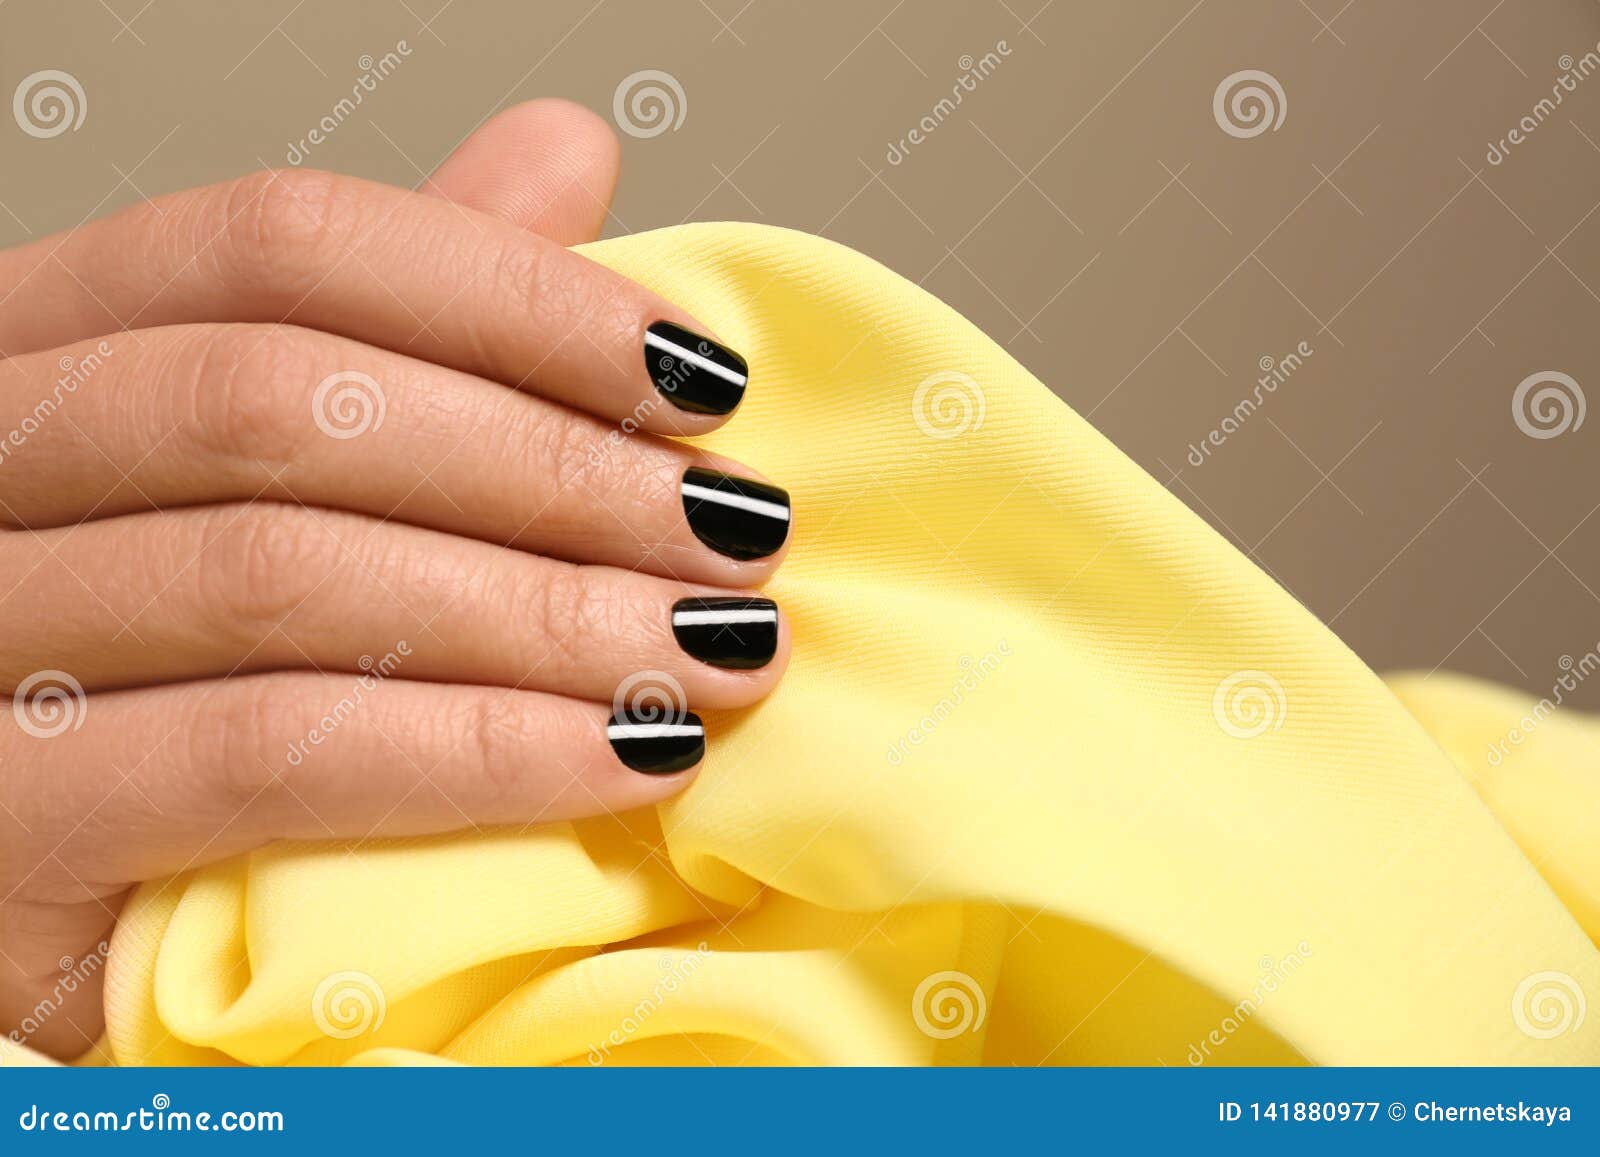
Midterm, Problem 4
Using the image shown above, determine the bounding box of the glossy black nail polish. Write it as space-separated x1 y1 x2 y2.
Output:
607 708 705 774
672 597 779 670
681 468 791 561
644 321 747 415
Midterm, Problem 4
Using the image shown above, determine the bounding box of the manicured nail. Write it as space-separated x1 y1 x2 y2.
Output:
607 708 705 774
681 467 791 561
645 321 748 415
672 597 779 670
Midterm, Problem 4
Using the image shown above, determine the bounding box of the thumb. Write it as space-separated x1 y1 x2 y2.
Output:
420 98 620 245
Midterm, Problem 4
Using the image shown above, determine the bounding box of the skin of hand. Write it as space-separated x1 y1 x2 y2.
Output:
0 99 791 1059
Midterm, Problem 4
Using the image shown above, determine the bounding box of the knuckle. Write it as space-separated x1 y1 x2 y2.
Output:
196 505 333 641
464 693 542 810
185 679 292 810
182 325 321 468
220 168 346 298
495 240 611 353
523 407 608 505
525 561 618 679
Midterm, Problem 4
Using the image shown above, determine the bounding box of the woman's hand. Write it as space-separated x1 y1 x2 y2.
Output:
0 101 791 1058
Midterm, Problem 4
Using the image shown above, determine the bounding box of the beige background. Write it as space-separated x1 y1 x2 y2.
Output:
1 0 1598 704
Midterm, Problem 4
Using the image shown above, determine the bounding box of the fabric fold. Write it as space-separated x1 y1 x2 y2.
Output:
90 222 1596 1067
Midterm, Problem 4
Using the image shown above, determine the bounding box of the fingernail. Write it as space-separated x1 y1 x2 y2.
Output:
607 708 705 774
645 321 748 415
672 597 779 670
681 467 791 561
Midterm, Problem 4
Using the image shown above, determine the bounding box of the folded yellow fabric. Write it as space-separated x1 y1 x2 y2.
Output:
86 223 1596 1067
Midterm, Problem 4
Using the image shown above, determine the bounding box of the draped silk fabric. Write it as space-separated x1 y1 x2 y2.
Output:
20 224 1600 1066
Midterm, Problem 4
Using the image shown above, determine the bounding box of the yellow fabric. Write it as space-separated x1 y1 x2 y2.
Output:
73 223 1599 1066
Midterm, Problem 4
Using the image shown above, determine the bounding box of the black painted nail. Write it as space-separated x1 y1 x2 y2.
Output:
607 708 705 774
645 321 747 415
681 468 791 561
672 597 779 670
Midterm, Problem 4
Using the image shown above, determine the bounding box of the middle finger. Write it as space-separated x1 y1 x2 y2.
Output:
0 325 793 583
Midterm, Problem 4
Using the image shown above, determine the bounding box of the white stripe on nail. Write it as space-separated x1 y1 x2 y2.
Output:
607 723 705 740
645 332 748 387
672 609 780 626
681 482 791 522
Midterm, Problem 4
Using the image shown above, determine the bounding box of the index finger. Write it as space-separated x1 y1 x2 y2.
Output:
0 168 747 433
